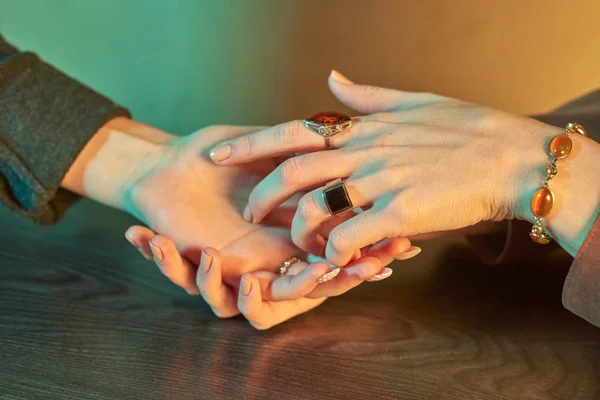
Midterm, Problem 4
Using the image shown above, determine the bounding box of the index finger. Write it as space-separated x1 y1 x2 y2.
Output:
208 117 387 165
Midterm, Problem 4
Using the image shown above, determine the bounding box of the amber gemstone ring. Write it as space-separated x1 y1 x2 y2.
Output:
304 111 353 149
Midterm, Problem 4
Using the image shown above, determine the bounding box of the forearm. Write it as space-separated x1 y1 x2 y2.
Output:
61 117 172 212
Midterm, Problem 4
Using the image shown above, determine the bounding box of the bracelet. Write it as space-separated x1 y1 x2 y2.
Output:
530 122 587 244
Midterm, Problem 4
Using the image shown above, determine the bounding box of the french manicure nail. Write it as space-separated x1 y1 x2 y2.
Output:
366 267 393 282
149 242 164 262
202 250 213 273
209 143 232 162
395 246 422 261
330 69 354 85
243 206 253 223
317 268 341 284
241 276 253 296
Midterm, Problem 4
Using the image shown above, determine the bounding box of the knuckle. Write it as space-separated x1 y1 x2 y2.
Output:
241 134 258 158
328 228 353 253
276 120 304 144
297 194 320 221
279 157 305 185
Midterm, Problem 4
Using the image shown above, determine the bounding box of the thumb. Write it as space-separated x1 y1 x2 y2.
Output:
328 70 445 114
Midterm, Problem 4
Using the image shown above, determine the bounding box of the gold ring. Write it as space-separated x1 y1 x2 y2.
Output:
304 111 352 149
279 257 302 276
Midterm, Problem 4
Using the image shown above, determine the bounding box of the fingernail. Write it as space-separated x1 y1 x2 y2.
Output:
317 267 341 284
202 250 213 273
209 143 232 162
366 267 393 282
241 276 253 296
243 206 253 223
149 242 164 262
125 233 138 248
395 246 422 261
330 69 353 85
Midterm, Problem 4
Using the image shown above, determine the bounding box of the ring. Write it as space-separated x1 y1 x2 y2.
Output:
322 178 354 216
279 257 302 276
304 111 352 149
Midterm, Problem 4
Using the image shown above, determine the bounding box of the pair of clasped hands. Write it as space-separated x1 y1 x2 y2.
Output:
122 70 570 329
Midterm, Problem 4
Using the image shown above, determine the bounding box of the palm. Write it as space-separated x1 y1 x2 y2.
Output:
130 126 300 285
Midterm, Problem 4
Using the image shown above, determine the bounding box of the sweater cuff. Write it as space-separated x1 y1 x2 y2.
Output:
0 51 130 224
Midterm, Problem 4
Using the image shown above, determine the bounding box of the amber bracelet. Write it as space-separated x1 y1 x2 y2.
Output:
530 122 587 244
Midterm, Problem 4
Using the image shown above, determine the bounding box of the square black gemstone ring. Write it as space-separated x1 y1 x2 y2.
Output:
322 179 354 215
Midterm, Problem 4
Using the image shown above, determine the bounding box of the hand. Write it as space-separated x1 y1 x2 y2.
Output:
206 70 600 263
125 229 398 329
62 117 411 292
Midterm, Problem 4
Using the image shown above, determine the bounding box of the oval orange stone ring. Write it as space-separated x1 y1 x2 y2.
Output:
304 111 353 149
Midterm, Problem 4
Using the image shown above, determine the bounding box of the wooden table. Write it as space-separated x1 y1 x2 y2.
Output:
1 200 599 400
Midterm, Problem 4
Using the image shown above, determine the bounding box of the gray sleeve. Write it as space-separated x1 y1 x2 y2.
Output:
0 34 130 224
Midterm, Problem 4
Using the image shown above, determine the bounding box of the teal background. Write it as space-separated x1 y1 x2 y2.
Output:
0 0 298 134
1 0 599 134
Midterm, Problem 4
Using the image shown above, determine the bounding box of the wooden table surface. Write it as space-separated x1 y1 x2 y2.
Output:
1 200 599 400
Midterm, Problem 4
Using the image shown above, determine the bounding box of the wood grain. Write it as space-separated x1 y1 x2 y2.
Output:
1 200 599 400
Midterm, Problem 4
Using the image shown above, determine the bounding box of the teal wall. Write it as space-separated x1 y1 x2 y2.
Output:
0 0 296 134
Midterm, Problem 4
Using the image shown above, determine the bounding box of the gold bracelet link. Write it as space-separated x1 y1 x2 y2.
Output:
529 123 587 244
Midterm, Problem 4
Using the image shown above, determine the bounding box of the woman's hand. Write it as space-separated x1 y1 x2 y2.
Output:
207 71 599 264
125 228 397 329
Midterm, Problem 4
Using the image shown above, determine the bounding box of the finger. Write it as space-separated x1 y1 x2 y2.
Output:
125 225 156 261
246 150 364 224
208 117 390 166
367 237 412 260
328 70 448 114
306 256 383 298
196 248 240 318
291 179 393 261
254 262 334 301
325 210 394 266
147 235 200 295
238 273 327 330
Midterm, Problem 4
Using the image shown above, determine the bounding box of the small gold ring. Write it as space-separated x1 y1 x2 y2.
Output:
279 257 302 276
304 111 352 149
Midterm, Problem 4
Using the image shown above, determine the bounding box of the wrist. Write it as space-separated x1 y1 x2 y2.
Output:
510 124 563 224
61 117 173 212
511 126 600 255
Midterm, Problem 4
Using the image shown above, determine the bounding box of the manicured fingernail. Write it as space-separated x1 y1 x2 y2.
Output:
202 250 213 273
241 276 253 296
149 242 164 262
125 233 138 248
185 288 200 295
330 69 353 85
209 143 232 162
317 267 341 284
366 267 393 282
243 206 253 223
395 246 422 261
